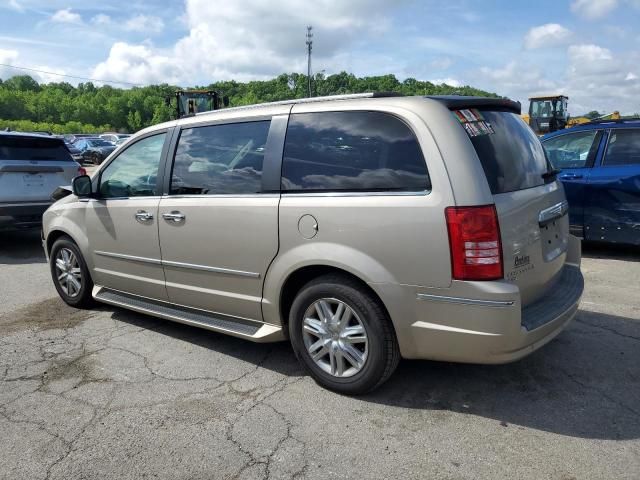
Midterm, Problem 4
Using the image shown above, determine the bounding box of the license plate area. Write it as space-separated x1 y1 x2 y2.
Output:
23 173 45 187
540 215 568 262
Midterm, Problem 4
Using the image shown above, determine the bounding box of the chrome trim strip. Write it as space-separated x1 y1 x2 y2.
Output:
538 200 569 226
411 320 503 336
0 201 52 207
94 250 162 265
94 250 260 279
161 259 260 278
417 293 515 307
282 190 430 198
161 194 279 199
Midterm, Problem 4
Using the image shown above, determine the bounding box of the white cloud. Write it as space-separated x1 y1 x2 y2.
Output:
0 48 19 79
124 14 164 34
568 44 613 63
477 43 640 115
91 14 112 26
92 0 399 85
92 42 181 85
51 8 82 24
571 0 618 20
524 23 572 49
430 77 462 87
7 0 23 12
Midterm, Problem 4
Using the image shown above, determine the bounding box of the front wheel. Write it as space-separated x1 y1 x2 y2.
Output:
50 236 95 308
289 274 400 395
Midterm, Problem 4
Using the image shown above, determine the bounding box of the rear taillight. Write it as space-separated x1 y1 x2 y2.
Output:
78 167 87 176
445 205 503 281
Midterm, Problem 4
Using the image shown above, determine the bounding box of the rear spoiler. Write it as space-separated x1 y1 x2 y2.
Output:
425 96 521 115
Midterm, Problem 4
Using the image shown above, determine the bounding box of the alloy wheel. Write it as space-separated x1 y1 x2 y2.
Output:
54 247 82 297
302 298 369 378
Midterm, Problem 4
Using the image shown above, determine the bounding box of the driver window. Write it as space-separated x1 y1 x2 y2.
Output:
542 130 600 169
99 133 166 198
170 120 271 195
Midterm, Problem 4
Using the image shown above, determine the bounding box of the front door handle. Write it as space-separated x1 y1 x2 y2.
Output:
560 173 583 180
135 210 154 222
162 211 186 223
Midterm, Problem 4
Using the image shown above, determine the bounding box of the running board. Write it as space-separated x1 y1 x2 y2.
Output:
93 286 284 342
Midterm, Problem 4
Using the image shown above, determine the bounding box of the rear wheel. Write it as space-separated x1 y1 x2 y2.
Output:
289 274 400 394
50 236 95 308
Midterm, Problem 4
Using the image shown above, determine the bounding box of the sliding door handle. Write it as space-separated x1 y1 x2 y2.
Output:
162 211 186 223
135 210 154 222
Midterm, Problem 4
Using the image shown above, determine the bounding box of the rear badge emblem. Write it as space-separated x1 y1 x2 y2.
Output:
514 255 530 268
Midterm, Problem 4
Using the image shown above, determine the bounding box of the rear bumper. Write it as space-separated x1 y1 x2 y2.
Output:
376 234 583 363
0 201 51 228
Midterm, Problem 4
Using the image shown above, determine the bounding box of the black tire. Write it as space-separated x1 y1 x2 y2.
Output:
92 153 102 165
289 274 400 395
49 236 95 308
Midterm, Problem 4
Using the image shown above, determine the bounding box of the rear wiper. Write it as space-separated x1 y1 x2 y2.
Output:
542 169 561 182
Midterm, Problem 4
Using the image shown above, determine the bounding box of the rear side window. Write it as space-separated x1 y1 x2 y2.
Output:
542 130 601 169
603 129 640 166
171 121 271 195
281 111 430 192
0 136 72 162
459 111 549 194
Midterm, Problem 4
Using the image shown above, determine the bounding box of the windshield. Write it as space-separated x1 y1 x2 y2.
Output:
530 100 554 118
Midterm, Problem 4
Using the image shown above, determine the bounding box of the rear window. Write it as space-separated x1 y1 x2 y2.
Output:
455 110 549 194
0 136 73 162
282 111 430 192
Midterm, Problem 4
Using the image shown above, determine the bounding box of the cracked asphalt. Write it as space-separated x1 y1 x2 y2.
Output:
1 230 639 480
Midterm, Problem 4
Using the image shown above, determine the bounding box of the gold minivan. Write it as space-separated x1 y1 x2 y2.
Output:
43 93 583 394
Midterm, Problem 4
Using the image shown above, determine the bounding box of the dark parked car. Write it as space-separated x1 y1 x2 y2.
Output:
64 140 84 163
542 119 640 245
74 137 116 165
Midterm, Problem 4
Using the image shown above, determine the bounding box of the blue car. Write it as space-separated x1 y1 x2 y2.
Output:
541 119 640 245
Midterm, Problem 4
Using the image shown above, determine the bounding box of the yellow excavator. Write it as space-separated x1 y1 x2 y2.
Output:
522 94 620 135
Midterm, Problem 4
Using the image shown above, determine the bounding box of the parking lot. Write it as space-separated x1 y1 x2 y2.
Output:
0 229 638 479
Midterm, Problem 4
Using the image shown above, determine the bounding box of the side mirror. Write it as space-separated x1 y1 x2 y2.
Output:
72 175 93 198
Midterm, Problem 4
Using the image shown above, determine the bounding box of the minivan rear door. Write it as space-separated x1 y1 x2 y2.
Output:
0 135 78 204
456 109 570 306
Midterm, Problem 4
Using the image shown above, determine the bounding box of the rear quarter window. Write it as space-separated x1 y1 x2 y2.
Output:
281 111 430 192
460 111 549 194
0 136 73 162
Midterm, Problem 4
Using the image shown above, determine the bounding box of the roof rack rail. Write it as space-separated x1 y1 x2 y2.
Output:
584 117 640 125
194 92 403 116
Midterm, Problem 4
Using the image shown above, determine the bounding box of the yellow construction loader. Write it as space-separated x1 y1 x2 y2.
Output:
522 94 621 135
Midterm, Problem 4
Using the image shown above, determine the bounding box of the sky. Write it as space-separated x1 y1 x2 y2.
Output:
0 0 639 114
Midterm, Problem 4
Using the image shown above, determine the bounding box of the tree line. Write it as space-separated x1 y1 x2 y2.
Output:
0 72 498 134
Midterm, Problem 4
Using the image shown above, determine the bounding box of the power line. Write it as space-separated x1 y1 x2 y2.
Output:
0 63 144 87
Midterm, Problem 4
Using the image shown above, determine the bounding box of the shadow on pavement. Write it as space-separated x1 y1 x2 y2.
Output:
109 306 640 441
582 242 640 262
0 228 46 265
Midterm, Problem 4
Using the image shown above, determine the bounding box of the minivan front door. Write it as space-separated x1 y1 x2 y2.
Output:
86 132 169 300
158 118 281 321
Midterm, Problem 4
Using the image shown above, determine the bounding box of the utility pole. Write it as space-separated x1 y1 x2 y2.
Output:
306 25 313 97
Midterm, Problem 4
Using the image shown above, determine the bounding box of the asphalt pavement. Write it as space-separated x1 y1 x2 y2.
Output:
0 229 638 479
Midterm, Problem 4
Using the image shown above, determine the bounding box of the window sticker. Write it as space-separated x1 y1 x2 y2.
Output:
453 109 494 138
